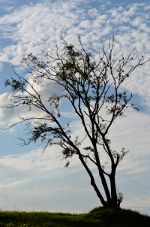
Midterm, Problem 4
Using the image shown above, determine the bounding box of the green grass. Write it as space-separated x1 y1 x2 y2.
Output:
0 207 149 227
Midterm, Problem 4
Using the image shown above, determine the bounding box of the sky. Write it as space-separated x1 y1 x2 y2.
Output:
0 0 150 215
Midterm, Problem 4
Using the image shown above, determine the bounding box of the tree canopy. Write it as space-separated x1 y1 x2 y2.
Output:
5 38 148 208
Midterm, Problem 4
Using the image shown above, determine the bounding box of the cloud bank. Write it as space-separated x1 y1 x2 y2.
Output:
0 0 150 106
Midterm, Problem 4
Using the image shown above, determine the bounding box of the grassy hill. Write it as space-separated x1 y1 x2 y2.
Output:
0 207 150 227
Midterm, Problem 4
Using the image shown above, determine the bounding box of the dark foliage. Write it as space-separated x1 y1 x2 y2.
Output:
0 208 149 227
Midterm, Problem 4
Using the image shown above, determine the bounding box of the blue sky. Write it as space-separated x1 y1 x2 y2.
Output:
0 0 150 215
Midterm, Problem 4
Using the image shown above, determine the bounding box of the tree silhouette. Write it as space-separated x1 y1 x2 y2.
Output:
5 38 148 208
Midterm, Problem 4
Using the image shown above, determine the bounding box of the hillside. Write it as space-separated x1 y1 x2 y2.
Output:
0 207 150 226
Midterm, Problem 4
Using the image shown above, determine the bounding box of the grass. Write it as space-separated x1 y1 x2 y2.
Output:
0 207 149 227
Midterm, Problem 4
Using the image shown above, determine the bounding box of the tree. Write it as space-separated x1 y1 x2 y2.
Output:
5 38 147 209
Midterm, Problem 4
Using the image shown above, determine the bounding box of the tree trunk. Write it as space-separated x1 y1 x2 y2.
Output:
107 169 120 209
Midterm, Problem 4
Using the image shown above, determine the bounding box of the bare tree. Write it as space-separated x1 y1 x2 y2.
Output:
5 38 148 208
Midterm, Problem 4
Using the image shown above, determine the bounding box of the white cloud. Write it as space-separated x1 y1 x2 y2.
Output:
0 146 95 211
0 148 63 173
110 110 150 173
0 1 149 106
